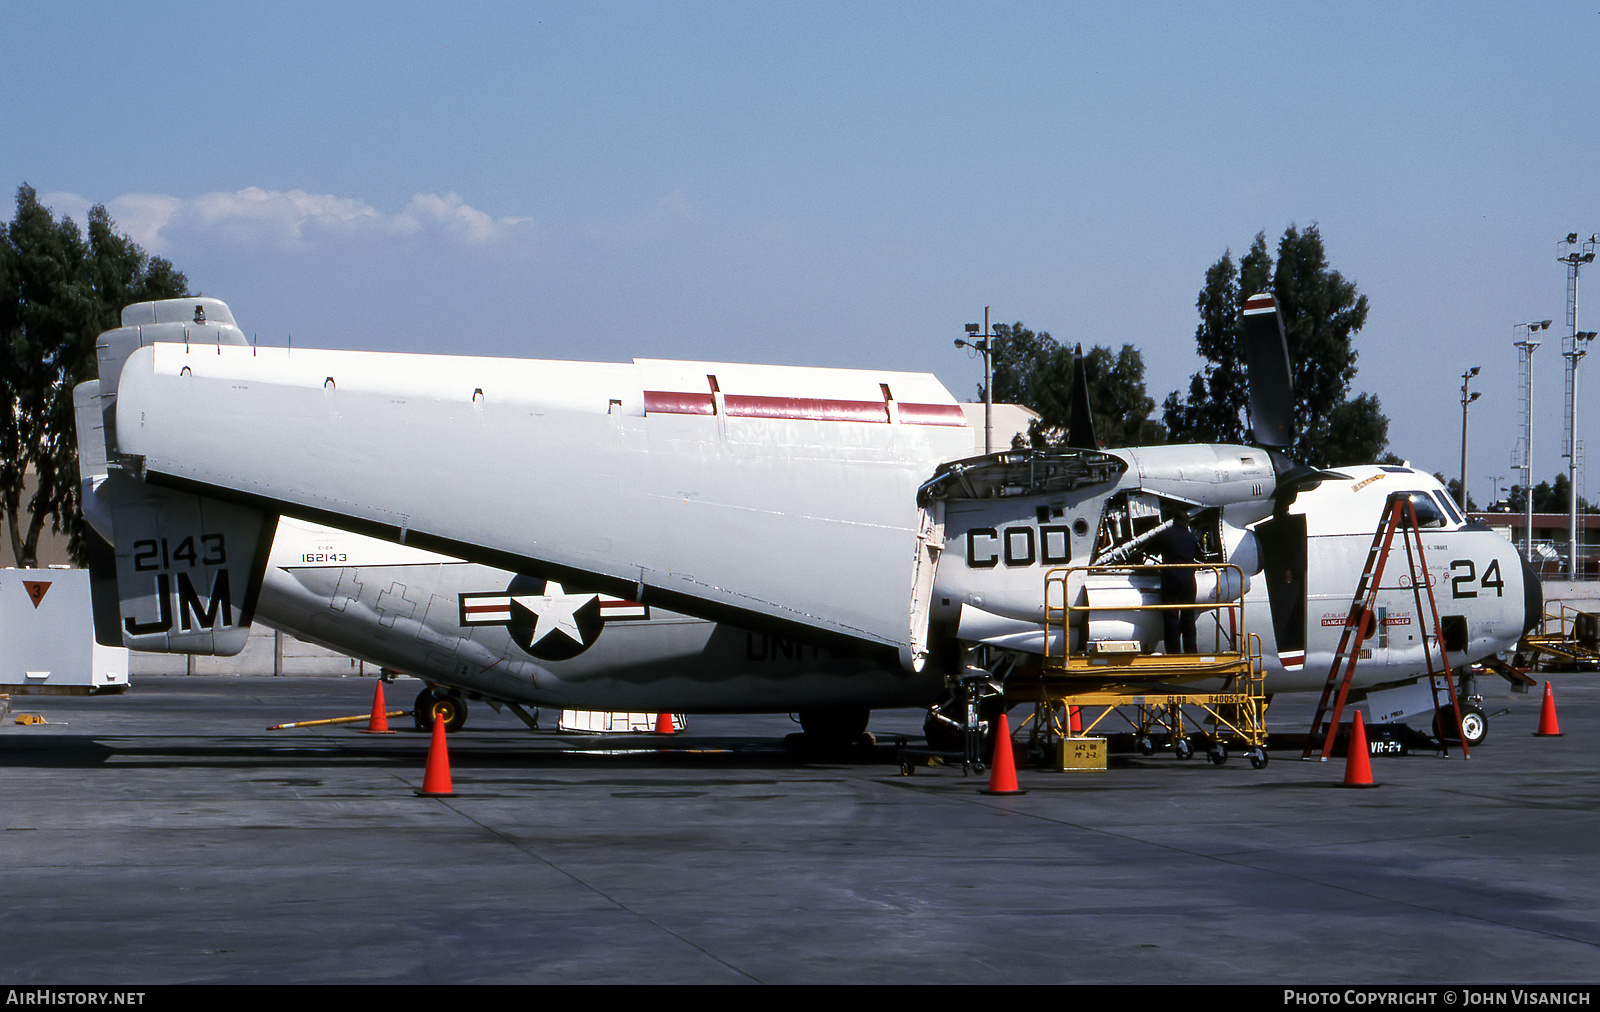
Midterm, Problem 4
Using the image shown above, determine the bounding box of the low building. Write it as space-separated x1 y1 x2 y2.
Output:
1469 510 1600 578
958 403 1042 455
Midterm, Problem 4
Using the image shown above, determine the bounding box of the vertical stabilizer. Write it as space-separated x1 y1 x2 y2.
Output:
85 301 276 655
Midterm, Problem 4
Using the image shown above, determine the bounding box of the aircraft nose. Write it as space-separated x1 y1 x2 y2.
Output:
1521 552 1543 636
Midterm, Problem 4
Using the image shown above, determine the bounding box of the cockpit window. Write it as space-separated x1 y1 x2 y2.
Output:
1430 491 1465 526
1400 492 1447 529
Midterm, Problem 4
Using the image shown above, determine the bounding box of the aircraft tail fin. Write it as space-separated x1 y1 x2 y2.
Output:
82 302 276 655
96 298 248 459
73 381 124 646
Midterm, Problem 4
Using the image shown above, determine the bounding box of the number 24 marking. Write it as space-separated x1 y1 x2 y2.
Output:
1449 558 1503 598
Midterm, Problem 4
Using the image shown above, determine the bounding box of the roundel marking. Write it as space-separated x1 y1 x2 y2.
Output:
504 575 604 661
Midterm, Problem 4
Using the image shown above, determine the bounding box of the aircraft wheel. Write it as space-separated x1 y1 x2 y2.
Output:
1433 704 1488 747
1248 747 1269 769
798 706 871 744
1457 705 1488 747
1207 744 1228 766
1173 738 1192 761
1137 736 1155 756
415 689 468 734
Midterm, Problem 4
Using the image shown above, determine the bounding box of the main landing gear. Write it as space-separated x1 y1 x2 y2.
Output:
795 706 872 744
414 687 468 733
787 706 875 757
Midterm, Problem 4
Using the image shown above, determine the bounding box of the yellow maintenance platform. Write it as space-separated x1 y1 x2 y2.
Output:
1009 562 1268 768
1518 602 1600 671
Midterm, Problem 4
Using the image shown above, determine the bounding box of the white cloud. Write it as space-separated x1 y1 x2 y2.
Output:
41 187 532 253
400 192 529 244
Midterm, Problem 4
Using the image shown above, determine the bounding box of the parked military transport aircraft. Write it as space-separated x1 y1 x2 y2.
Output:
79 296 1541 746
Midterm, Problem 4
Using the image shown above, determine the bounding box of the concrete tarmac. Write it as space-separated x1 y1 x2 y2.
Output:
2 673 1597 985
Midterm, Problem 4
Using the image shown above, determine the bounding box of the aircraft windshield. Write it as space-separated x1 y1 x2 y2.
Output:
1430 491 1465 526
1401 492 1449 529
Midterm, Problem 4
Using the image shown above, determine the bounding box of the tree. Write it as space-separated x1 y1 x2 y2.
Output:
1 184 189 567
1437 475 1478 513
1321 393 1391 469
1163 225 1390 467
1160 233 1271 446
1507 474 1598 515
984 322 1161 448
1079 344 1163 447
986 322 1074 439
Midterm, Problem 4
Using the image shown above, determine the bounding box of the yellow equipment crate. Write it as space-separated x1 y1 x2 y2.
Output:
1057 736 1107 770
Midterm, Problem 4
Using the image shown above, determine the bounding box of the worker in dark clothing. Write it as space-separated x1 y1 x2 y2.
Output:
1147 516 1202 654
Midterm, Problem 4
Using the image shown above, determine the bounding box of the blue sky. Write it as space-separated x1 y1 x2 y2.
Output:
6 2 1599 506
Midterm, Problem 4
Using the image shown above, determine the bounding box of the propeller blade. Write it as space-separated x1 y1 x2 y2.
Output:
1069 343 1098 449
1241 293 1294 450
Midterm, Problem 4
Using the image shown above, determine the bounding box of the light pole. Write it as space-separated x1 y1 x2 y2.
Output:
1564 328 1596 573
1560 234 1598 574
955 307 994 454
1459 366 1480 511
1514 319 1551 561
1485 474 1506 509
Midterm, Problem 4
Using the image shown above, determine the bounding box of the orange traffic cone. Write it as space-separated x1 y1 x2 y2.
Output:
980 712 1026 795
1341 710 1378 788
1069 705 1082 735
360 681 395 734
1535 682 1564 737
416 714 455 796
655 712 675 735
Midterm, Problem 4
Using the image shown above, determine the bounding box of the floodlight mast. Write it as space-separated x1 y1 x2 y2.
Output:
1514 319 1551 561
955 307 993 454
1460 366 1481 511
1559 234 1598 575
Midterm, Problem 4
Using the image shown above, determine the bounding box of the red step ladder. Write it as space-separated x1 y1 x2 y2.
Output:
1302 491 1467 760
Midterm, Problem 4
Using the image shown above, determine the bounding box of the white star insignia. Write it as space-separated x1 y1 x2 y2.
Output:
512 582 594 646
